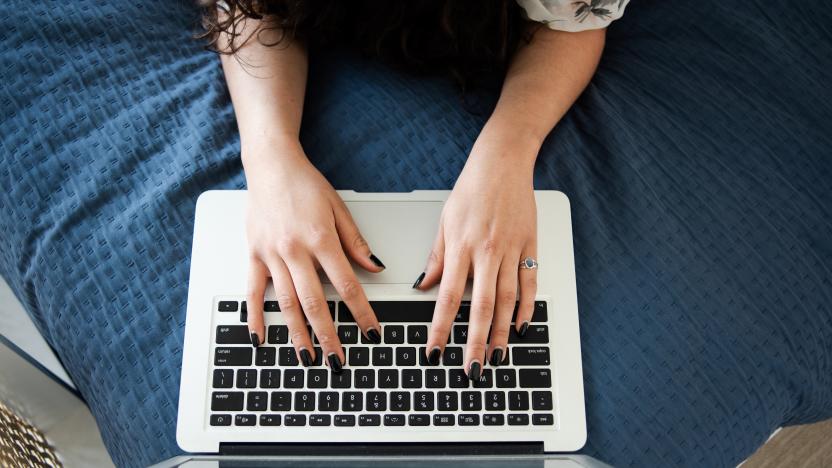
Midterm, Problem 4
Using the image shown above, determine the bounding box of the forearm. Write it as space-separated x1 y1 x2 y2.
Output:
218 13 308 166
474 25 606 169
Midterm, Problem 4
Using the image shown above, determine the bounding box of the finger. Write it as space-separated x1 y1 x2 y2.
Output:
414 222 444 290
426 245 469 364
332 198 386 273
316 242 381 344
515 241 538 336
464 257 499 380
284 255 345 372
264 257 316 367
246 257 268 347
487 253 520 366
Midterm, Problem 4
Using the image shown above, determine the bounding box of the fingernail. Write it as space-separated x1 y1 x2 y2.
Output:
366 328 381 344
489 348 503 367
369 254 386 269
300 348 313 367
327 352 343 374
249 331 260 347
518 321 530 337
468 360 482 381
427 346 441 366
412 272 425 289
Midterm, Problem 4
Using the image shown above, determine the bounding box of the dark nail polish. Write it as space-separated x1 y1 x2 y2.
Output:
489 348 503 367
412 272 425 289
369 254 386 269
366 328 381 345
468 361 482 381
249 332 260 347
518 321 530 337
327 352 343 374
427 347 441 366
300 348 313 367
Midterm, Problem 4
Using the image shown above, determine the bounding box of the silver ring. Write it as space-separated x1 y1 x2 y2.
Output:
519 257 538 270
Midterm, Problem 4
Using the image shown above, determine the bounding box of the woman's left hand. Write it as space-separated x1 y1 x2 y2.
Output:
416 133 539 381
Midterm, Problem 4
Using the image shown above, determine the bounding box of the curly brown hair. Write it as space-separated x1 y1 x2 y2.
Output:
197 0 534 90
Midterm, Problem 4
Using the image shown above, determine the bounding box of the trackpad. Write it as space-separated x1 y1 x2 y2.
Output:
320 201 444 285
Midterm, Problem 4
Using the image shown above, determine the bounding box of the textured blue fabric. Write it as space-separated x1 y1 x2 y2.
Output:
1 1 831 467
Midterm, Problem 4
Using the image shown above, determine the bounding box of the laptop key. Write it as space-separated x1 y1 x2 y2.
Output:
264 301 280 312
331 369 351 389
409 414 429 426
508 325 548 344
259 369 280 389
337 325 359 344
384 414 406 426
285 414 306 426
334 415 355 427
407 325 428 344
355 369 375 388
236 369 257 389
308 369 328 389
461 392 482 411
278 347 299 366
247 391 268 411
458 414 479 426
267 325 288 344
218 301 238 312
442 347 463 366
373 347 394 366
270 392 291 411
472 369 492 388
533 414 554 425
341 301 435 322
349 347 370 366
414 392 434 411
384 325 405 344
485 391 506 411
216 326 250 344
454 304 470 322
235 414 256 426
319 392 339 411
508 414 530 426
401 369 422 388
496 369 516 388
396 347 417 366
378 369 398 388
359 414 380 426
532 391 554 410
437 392 458 411
519 369 552 388
448 369 469 388
343 392 363 411
512 347 550 366
210 414 231 426
453 325 468 344
508 391 530 410
426 369 446 388
366 392 387 411
294 392 315 411
283 369 304 388
260 414 281 426
390 392 410 411
214 347 252 366
310 414 331 426
433 414 454 426
239 309 247 323
255 347 276 366
213 369 233 388
483 414 504 426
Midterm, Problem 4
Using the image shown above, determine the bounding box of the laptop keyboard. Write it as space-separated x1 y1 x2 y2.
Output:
209 300 556 429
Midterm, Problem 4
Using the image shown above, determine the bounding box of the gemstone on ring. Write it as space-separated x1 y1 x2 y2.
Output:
521 257 538 269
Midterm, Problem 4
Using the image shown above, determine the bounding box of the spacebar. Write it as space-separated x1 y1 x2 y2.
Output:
338 301 436 322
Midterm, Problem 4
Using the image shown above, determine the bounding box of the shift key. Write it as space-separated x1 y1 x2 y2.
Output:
214 347 252 366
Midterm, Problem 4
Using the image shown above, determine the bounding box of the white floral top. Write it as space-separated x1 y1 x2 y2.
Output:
516 0 630 32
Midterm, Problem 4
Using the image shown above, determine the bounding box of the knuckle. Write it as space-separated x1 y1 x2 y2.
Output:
481 237 500 254
428 248 442 265
352 233 368 251
498 288 517 305
474 296 496 313
289 328 309 344
315 332 339 348
338 279 363 302
523 274 538 290
276 238 302 258
300 295 325 313
276 293 298 312
489 326 509 344
307 228 332 249
436 290 462 311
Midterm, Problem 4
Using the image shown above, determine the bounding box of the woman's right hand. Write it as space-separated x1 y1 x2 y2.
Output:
243 137 384 373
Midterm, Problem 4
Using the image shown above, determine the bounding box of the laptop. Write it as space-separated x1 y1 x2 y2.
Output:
176 190 586 462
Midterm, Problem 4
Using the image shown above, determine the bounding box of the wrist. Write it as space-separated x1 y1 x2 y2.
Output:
466 120 541 178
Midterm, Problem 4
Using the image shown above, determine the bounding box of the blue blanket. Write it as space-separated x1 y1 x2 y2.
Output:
1 1 830 466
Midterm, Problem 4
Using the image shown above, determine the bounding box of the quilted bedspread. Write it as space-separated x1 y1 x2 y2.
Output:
1 0 831 466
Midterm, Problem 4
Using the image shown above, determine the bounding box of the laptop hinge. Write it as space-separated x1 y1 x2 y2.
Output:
219 442 544 456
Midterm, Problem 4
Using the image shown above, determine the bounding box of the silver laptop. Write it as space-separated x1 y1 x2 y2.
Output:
176 190 586 459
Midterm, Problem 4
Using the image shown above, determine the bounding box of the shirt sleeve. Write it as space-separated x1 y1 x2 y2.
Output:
515 0 630 32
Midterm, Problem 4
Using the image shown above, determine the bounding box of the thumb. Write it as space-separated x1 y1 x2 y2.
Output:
413 222 444 290
332 200 385 273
